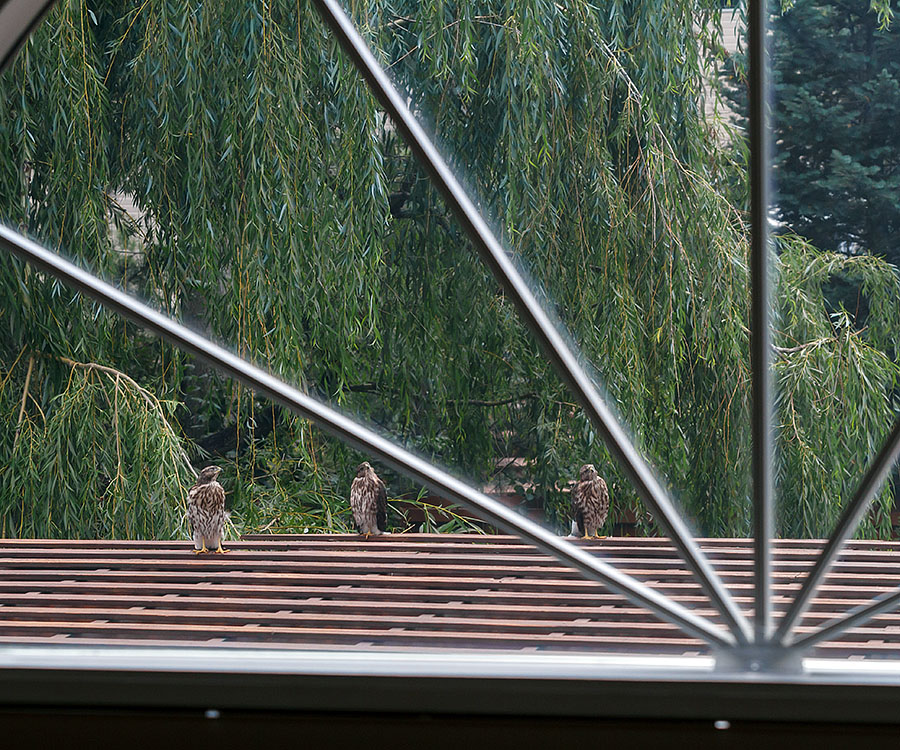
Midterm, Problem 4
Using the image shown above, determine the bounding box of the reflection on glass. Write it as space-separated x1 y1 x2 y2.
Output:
0 1 759 544
762 0 900 648
370 1 754 540
766 0 900 541
0 0 766 657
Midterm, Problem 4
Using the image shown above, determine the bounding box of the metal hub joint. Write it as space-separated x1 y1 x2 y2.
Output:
715 646 803 675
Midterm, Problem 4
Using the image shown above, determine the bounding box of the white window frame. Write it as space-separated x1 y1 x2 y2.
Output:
2 0 900 723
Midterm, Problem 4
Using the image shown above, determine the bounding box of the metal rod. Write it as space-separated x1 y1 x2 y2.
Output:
789 586 900 652
0 0 57 74
309 0 752 647
748 0 773 643
0 224 736 649
775 417 900 645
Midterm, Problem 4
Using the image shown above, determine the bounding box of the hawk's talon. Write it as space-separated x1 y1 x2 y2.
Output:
214 544 228 554
194 546 208 555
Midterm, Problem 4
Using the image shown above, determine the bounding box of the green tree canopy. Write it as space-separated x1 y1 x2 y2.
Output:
0 0 898 540
777 0 900 262
726 0 900 262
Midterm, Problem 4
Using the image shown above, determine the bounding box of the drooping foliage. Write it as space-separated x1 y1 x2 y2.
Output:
0 0 897 539
775 237 900 538
720 1 900 535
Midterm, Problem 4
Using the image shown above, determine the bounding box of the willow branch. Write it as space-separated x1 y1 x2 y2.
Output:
48 354 196 476
772 337 836 356
0 345 28 392
15 355 34 428
342 382 538 407
448 392 538 407
12 355 35 448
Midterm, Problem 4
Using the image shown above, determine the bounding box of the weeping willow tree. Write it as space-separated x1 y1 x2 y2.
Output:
774 237 900 538
0 0 897 539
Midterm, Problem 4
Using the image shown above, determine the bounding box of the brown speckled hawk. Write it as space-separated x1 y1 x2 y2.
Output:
187 465 227 554
572 463 610 538
350 461 387 537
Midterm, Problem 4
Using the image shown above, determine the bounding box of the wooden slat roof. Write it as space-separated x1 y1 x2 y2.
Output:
1 534 900 658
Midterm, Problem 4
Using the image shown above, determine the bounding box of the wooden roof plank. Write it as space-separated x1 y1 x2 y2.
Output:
0 535 897 659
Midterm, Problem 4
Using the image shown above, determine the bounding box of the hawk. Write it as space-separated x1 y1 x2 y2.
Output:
187 465 227 554
350 461 387 537
572 463 610 539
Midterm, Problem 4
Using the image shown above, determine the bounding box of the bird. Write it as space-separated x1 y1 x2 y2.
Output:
187 465 227 554
350 461 387 538
571 463 610 539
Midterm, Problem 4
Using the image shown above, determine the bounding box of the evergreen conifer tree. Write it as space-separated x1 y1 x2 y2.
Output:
730 0 900 262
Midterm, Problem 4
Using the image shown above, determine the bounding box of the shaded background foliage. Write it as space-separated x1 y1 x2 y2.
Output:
0 0 897 539
770 0 900 262
720 0 900 536
722 0 900 264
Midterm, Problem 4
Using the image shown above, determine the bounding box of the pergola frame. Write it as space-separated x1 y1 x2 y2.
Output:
2 0 900 704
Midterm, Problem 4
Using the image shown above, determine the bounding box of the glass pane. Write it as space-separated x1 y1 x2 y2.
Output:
366 1 756 541
763 0 900 653
0 0 758 659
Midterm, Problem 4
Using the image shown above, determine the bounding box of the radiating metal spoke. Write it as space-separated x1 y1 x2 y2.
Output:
0 0 56 73
748 0 774 643
775 418 900 645
0 223 738 649
5 0 900 672
789 586 900 652
310 0 752 648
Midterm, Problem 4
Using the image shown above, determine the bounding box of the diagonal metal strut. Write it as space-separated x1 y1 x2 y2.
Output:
788 586 900 653
310 0 752 646
0 224 735 648
776 418 900 645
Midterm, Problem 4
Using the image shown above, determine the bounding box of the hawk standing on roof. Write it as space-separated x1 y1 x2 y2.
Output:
187 465 227 554
572 463 610 539
350 462 387 537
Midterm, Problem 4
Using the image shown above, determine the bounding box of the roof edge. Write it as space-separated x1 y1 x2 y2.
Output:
2 647 900 724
